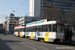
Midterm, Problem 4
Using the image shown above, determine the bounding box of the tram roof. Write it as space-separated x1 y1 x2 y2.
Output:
36 21 57 26
26 21 57 27
14 25 25 29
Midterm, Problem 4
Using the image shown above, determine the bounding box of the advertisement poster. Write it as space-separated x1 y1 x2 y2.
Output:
26 32 30 35
37 32 42 36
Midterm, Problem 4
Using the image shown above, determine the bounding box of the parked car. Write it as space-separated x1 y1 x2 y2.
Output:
6 32 12 34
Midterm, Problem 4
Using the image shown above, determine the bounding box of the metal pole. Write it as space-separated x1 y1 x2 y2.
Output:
61 2 63 22
71 13 73 32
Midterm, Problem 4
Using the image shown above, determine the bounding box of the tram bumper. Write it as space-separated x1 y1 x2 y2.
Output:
61 38 65 42
54 38 65 43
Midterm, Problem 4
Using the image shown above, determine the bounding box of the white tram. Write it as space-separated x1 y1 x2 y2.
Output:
14 25 25 37
25 21 65 42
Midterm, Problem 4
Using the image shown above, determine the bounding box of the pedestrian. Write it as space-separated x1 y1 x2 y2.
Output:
64 28 68 41
4 33 6 36
4 30 6 36
67 28 69 42
64 28 69 42
69 30 73 42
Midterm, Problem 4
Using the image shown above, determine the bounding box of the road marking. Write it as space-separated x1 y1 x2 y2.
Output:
2 35 75 50
3 36 37 50
22 41 49 50
19 42 37 50
7 36 49 50
11 37 49 50
15 36 75 47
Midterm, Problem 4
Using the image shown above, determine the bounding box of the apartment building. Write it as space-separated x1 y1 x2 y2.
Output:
5 13 20 32
19 16 38 25
29 0 75 18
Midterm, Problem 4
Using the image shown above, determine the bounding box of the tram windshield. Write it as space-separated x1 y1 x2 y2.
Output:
14 28 25 32
57 22 64 32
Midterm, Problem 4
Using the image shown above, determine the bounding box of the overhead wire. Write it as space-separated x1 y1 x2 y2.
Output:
0 15 7 17
0 16 5 17
0 15 7 20
15 0 26 12
6 0 13 12
0 17 6 19
6 0 26 13
0 17 5 19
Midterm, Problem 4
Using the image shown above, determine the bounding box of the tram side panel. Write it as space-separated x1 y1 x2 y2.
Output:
25 32 31 38
48 32 56 42
20 32 25 37
31 32 36 39
15 32 18 37
41 32 56 42
35 32 42 40
25 32 35 39
56 33 64 42
14 32 16 36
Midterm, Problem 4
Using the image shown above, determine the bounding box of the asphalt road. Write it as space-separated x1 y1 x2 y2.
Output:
0 34 75 50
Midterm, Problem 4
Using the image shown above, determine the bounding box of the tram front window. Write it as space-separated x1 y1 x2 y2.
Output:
57 24 64 32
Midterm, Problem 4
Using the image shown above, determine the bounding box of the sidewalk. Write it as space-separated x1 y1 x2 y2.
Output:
69 41 75 46
71 41 75 44
70 37 75 45
72 37 75 41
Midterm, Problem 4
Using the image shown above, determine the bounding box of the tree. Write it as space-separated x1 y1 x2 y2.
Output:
64 6 75 25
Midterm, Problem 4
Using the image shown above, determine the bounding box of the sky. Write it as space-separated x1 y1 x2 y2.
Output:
0 0 29 24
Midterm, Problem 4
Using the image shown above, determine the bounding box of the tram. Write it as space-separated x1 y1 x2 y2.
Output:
14 25 25 37
14 19 65 43
25 20 65 42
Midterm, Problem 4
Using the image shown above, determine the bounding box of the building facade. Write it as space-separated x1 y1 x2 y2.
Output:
5 13 20 32
19 16 38 25
19 17 32 25
29 0 42 17
29 0 75 18
42 0 75 14
0 24 4 33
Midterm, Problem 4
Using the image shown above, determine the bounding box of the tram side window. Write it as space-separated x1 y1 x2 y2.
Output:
26 28 30 32
21 28 23 32
32 26 35 32
23 28 25 31
16 28 19 32
26 27 33 32
36 26 42 32
52 24 56 32
57 24 64 32
16 29 19 32
26 28 28 32
27 28 29 32
22 28 25 32
19 29 21 31
14 29 17 32
30 27 32 32
21 28 25 32
49 25 51 31
42 25 48 32
26 28 27 32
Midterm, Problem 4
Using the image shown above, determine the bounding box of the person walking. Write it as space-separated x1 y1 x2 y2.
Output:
64 28 69 41
64 28 69 42
4 30 6 36
69 30 73 42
